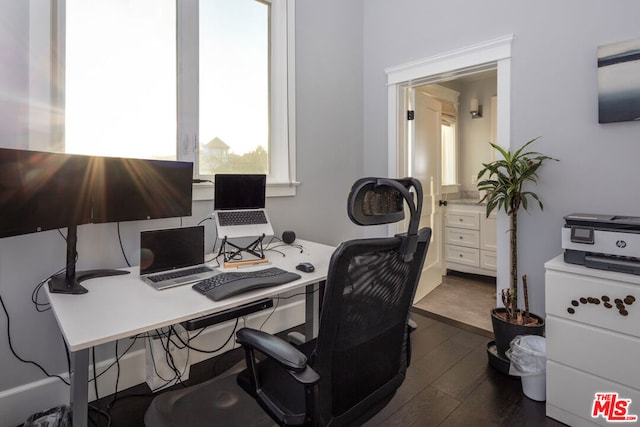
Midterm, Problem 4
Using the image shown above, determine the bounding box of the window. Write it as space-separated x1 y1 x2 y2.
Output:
441 121 457 186
65 0 176 160
198 0 269 176
57 0 296 194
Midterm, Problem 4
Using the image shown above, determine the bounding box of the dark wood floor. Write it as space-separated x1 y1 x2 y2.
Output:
89 312 565 427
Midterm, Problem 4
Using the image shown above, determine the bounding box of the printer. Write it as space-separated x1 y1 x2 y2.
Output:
563 213 640 275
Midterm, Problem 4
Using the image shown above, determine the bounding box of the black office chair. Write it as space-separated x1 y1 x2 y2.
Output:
234 177 432 426
144 177 431 427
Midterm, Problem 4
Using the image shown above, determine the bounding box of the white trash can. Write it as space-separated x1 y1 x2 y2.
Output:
506 335 546 401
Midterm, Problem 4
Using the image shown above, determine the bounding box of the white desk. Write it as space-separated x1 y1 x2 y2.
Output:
46 239 334 427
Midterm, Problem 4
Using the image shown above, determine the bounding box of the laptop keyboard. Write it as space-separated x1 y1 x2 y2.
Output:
218 210 267 226
192 267 301 301
148 265 213 283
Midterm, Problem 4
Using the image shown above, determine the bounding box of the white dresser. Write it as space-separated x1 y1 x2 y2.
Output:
545 255 640 426
444 202 496 276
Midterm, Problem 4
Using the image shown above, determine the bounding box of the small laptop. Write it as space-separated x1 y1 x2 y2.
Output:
214 174 274 239
140 225 218 290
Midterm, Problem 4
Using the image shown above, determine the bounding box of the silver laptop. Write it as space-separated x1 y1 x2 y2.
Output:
213 174 274 239
140 226 218 290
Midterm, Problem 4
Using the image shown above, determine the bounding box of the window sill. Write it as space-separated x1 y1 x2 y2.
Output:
192 181 299 201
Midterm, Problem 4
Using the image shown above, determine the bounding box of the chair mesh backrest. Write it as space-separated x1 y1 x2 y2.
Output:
311 177 431 425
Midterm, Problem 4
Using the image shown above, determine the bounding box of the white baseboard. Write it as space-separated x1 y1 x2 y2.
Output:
0 298 304 427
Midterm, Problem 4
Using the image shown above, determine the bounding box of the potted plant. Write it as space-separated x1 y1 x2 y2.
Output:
477 137 558 361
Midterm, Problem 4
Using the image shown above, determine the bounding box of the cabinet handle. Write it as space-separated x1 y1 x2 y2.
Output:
459 254 463 257
459 236 463 239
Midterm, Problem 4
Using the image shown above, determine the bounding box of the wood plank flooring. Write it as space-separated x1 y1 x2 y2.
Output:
87 312 564 427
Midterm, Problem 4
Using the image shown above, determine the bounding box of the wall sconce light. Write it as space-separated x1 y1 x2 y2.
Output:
470 98 482 119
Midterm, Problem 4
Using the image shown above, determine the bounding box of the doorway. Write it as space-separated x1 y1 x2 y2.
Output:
386 35 513 329
412 73 498 333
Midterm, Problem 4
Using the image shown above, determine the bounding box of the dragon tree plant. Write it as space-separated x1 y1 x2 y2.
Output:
477 137 558 324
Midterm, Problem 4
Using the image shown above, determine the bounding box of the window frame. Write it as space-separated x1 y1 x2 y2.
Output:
46 0 297 199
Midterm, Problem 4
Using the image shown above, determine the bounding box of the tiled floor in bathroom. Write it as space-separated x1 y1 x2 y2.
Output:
413 271 496 338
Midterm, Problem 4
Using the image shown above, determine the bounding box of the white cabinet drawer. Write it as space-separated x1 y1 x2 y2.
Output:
546 316 640 388
547 361 640 427
444 227 480 248
480 250 496 270
445 245 479 267
545 269 640 338
445 211 480 230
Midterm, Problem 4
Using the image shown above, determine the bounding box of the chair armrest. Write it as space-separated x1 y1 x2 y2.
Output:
236 328 319 384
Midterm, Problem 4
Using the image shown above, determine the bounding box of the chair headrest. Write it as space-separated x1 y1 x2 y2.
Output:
347 177 423 261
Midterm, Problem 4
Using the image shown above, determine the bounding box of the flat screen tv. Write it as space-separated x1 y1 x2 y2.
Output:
0 147 194 294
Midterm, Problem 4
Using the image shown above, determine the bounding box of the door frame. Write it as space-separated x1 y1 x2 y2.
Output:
385 35 513 304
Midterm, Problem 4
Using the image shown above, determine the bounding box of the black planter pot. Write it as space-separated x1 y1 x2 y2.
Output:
491 307 545 359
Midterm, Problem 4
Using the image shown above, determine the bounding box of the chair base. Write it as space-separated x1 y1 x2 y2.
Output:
145 365 276 427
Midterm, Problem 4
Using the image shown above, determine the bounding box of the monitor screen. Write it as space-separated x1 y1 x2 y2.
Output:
92 156 194 223
140 225 204 275
0 148 92 238
213 174 266 210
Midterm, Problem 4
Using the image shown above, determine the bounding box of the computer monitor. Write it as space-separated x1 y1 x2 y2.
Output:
92 156 193 223
0 147 195 294
0 148 92 238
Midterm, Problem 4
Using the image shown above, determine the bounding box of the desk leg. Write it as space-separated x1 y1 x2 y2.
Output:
305 281 324 340
71 348 89 427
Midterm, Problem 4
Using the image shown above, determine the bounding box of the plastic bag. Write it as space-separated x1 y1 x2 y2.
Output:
24 405 72 427
506 335 546 377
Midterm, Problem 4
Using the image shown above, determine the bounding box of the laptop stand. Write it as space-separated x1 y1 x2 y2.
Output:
218 234 267 266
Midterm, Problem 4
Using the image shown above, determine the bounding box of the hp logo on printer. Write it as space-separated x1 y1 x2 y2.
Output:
616 240 627 249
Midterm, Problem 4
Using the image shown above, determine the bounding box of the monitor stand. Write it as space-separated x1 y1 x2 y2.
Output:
48 224 130 295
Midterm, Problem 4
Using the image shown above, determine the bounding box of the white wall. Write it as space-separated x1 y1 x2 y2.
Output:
0 0 364 423
363 0 640 317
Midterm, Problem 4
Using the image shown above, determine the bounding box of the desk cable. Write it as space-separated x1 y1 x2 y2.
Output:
145 329 189 390
0 292 71 386
264 234 305 256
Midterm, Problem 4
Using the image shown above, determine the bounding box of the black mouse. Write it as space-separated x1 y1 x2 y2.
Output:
296 262 315 273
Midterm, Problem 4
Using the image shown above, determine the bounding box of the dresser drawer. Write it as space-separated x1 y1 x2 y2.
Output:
445 211 480 230
546 316 640 388
445 245 479 267
545 269 640 338
444 227 480 248
547 361 640 427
